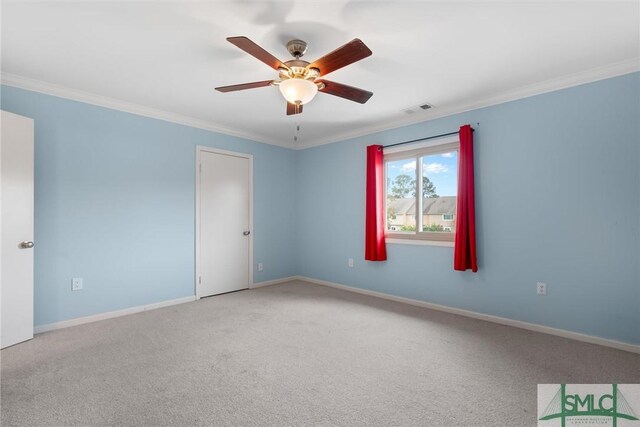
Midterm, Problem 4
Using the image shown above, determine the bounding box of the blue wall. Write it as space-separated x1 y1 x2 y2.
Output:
296 73 640 345
2 73 638 345
1 85 297 326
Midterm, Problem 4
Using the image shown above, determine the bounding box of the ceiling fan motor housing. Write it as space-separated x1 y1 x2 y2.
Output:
286 39 308 58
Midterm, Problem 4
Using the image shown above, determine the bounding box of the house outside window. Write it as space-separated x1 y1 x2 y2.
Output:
384 135 458 242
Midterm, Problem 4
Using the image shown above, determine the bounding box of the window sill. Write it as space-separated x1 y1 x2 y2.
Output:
386 238 454 247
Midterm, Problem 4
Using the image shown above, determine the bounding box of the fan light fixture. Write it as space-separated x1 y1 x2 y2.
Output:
279 78 318 105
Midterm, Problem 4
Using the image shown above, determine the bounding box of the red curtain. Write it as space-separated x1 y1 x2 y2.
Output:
365 145 387 261
454 125 478 272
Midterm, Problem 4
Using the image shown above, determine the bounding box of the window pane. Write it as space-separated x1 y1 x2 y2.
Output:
386 158 417 232
421 151 458 232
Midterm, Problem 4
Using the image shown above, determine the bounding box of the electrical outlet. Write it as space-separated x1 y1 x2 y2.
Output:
72 277 83 291
257 263 263 272
348 258 354 268
537 282 547 296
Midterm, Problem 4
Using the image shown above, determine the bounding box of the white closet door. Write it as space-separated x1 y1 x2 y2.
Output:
198 149 251 297
1 110 35 349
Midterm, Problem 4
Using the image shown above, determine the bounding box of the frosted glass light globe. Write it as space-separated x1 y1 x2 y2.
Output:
279 78 318 105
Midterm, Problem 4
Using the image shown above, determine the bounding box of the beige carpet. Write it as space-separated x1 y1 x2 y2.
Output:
1 281 639 426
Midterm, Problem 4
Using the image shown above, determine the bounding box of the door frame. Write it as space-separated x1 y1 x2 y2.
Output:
195 146 253 299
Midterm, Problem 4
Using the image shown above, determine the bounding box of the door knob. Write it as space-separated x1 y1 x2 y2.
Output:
19 241 34 249
243 231 250 236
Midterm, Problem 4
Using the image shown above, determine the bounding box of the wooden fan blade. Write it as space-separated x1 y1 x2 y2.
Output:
286 102 303 115
317 80 373 104
227 36 289 71
308 39 372 77
215 80 274 92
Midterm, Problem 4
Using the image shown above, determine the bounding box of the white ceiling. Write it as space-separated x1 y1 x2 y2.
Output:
2 1 639 149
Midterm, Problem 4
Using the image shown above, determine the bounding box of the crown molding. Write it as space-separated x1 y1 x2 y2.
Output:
0 73 292 149
295 57 640 150
3 57 638 151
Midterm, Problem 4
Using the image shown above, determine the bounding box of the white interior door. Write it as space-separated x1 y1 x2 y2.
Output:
1 110 35 349
197 148 252 298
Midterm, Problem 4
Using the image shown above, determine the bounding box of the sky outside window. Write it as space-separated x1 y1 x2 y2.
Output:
386 151 458 197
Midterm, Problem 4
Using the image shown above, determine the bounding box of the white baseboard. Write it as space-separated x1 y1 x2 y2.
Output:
32 276 640 354
295 276 640 354
251 276 299 289
34 295 196 334
34 276 295 334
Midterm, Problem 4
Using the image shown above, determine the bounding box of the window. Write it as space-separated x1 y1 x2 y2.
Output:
385 136 459 242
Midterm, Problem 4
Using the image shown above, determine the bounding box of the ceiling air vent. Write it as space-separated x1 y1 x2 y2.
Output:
403 103 433 114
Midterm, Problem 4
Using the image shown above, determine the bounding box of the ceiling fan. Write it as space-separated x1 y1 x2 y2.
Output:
215 36 373 115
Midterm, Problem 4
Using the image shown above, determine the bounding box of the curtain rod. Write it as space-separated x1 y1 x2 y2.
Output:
380 128 474 150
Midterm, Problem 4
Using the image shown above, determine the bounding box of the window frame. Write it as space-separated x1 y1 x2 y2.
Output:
384 135 459 243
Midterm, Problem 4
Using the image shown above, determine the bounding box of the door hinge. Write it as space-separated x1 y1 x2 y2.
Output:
198 276 201 284
199 164 202 172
